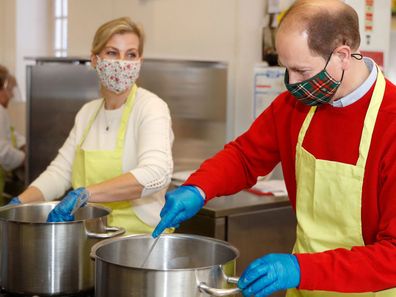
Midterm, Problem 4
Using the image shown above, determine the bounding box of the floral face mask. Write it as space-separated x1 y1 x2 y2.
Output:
95 56 141 94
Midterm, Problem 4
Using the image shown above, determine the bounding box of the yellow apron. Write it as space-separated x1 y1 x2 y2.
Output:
286 69 396 297
0 126 18 205
72 84 153 234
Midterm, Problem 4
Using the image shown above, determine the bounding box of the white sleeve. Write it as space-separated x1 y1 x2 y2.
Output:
14 130 26 148
130 96 174 197
30 114 79 201
0 139 24 171
0 109 24 171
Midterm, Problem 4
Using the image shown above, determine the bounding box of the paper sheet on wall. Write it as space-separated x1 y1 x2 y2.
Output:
253 65 286 119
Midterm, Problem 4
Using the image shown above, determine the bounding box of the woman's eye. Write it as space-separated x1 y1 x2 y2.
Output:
127 52 138 60
105 51 117 56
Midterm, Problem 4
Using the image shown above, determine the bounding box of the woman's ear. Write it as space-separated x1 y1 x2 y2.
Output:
90 54 97 69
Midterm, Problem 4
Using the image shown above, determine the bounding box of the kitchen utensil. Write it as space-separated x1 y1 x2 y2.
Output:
91 234 241 297
70 190 89 216
140 235 160 268
0 202 125 295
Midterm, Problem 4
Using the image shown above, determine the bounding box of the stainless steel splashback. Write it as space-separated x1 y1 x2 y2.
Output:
26 58 227 184
26 62 100 184
138 59 227 172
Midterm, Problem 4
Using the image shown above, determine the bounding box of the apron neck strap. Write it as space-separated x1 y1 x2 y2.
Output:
296 106 317 148
115 84 137 148
10 126 17 148
356 67 385 167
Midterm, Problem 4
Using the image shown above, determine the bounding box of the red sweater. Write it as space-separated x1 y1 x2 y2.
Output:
185 79 396 292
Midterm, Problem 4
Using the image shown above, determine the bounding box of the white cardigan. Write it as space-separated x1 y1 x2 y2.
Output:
31 87 174 226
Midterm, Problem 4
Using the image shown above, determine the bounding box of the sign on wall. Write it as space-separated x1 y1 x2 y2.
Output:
253 65 286 119
345 0 391 72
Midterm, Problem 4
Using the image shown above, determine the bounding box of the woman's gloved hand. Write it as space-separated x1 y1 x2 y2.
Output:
238 254 300 297
152 185 205 238
7 197 21 206
46 188 89 222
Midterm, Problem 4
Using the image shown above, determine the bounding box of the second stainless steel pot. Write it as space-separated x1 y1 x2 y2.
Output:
91 234 241 297
0 202 124 295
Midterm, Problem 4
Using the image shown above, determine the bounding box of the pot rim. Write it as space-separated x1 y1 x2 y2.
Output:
90 233 240 272
0 201 112 225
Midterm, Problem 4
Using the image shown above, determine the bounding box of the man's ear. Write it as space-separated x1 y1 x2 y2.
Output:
335 45 352 70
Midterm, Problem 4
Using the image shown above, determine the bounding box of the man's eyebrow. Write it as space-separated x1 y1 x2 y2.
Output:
288 65 310 72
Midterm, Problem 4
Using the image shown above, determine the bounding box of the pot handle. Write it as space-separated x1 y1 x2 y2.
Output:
86 226 126 239
198 275 240 296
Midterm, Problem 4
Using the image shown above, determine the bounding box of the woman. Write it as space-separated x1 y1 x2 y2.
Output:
13 17 174 234
0 66 25 205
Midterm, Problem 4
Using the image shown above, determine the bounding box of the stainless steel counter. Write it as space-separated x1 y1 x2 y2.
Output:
199 190 291 217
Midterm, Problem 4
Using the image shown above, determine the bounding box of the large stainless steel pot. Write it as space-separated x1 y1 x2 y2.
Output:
91 234 241 297
0 202 125 295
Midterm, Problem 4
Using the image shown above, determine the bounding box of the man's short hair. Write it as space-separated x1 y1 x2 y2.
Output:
279 0 360 58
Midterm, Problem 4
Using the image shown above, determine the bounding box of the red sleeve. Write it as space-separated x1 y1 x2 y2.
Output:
185 100 281 200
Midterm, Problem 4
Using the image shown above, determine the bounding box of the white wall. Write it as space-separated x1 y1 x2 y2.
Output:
0 0 52 136
15 0 52 102
0 0 16 71
68 0 265 139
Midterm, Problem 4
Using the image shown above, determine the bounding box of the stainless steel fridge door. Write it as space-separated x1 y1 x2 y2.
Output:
26 63 100 184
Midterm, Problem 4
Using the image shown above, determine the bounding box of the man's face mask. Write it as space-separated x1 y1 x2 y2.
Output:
284 52 344 106
95 56 141 94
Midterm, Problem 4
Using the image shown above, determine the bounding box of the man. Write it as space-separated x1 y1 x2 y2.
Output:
153 0 396 296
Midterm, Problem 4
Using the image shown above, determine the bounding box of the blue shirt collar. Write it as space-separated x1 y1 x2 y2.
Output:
330 57 377 108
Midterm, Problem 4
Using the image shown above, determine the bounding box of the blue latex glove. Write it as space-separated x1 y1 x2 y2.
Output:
152 185 205 238
46 188 89 222
7 197 21 206
238 254 300 297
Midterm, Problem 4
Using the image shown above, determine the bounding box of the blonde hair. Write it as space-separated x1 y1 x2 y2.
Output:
91 17 145 56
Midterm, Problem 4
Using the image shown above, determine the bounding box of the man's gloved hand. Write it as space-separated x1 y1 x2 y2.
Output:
46 188 89 222
152 185 205 238
238 254 300 297
7 197 21 206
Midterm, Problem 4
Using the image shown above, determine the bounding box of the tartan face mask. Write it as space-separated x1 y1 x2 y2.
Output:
284 52 344 106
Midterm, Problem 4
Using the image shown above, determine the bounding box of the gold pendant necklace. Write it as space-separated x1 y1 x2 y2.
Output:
103 108 111 132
